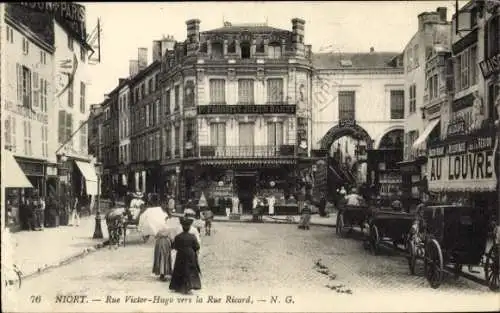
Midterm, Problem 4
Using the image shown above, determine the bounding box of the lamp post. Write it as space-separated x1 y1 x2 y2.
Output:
93 162 103 239
175 166 180 204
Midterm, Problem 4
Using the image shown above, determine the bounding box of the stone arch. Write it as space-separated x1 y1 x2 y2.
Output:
319 122 373 151
374 126 404 150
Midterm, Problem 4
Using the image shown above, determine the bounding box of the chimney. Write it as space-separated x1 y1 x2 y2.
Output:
152 40 162 62
370 47 375 53
186 19 201 56
291 18 306 58
129 60 139 77
138 47 148 70
436 7 447 22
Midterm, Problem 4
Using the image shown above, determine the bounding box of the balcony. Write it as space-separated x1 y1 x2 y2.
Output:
199 145 295 158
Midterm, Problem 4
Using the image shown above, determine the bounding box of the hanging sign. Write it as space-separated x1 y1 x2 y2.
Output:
427 134 498 192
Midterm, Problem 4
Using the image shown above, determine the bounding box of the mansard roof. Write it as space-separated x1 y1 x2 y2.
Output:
312 52 401 70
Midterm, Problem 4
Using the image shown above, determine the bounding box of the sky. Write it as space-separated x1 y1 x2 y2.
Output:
83 1 467 105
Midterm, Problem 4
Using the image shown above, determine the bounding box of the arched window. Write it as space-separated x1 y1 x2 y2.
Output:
240 41 251 59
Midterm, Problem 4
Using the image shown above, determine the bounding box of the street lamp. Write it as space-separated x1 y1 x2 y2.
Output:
93 162 103 239
175 166 180 204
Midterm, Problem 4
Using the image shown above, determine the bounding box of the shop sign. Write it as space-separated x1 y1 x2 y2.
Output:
17 2 87 44
339 119 356 128
479 53 500 79
446 118 466 137
427 134 498 191
18 161 44 176
197 104 296 115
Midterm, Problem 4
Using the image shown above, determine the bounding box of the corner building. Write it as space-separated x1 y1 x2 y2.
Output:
159 18 314 213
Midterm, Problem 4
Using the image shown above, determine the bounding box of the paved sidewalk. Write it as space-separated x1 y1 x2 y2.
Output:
5 215 108 281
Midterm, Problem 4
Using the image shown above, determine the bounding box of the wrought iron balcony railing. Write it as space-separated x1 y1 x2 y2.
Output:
199 145 295 158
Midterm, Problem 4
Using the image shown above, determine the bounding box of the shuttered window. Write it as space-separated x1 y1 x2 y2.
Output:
66 113 73 147
267 122 283 146
238 79 254 104
210 123 226 146
239 123 254 146
338 91 355 120
58 110 66 144
267 78 283 103
33 72 39 108
390 90 405 119
22 66 32 108
209 79 226 104
17 63 23 104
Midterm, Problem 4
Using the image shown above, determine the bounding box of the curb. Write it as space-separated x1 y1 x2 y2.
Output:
7 241 106 287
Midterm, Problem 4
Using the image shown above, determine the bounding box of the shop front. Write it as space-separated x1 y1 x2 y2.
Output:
3 149 34 231
427 125 498 223
194 159 298 215
15 156 46 196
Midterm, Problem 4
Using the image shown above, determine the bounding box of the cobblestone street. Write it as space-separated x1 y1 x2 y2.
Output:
5 222 498 312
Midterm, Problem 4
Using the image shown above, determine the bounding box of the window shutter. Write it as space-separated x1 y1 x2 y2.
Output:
58 110 66 143
238 79 254 104
267 79 283 103
267 123 276 146
210 79 225 104
66 113 73 145
4 117 11 147
16 63 22 103
33 72 39 108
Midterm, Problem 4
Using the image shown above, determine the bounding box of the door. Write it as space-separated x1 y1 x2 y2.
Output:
235 173 256 214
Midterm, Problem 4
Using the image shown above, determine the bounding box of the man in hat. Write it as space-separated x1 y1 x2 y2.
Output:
169 216 201 294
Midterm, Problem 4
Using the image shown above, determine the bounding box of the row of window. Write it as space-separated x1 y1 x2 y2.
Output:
207 41 283 60
7 26 86 63
132 73 160 105
209 121 285 147
131 132 161 162
3 115 49 157
208 78 285 104
132 99 161 134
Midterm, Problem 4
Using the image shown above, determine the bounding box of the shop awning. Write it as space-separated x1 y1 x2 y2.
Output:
1 150 33 188
74 160 98 195
412 119 440 149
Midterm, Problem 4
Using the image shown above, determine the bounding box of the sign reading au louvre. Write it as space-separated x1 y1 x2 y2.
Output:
427 134 498 192
197 104 296 115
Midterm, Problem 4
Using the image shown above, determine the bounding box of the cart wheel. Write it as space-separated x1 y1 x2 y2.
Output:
407 240 417 275
336 213 345 237
484 245 499 291
453 263 462 280
369 225 380 255
424 239 443 289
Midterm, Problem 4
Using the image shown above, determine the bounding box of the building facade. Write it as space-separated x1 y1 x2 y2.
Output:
311 50 405 193
156 18 314 213
118 79 132 193
130 60 162 195
422 0 499 212
400 7 452 204
3 5 55 200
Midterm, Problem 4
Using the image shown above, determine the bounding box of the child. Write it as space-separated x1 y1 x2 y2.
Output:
201 209 214 236
298 201 312 230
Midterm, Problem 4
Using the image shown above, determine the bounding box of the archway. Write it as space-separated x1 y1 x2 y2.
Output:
377 128 404 150
319 123 373 151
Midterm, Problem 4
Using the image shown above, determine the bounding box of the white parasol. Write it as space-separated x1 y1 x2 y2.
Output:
137 207 168 236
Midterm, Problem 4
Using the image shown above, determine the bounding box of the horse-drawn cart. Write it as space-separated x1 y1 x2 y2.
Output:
336 204 371 237
367 209 415 255
408 205 499 291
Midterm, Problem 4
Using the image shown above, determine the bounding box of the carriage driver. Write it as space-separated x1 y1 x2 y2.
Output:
344 187 364 206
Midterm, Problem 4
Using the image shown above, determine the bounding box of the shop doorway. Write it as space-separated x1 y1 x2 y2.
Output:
235 172 256 214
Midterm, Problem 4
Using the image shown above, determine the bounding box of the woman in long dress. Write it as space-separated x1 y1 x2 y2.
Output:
152 216 173 281
169 217 201 294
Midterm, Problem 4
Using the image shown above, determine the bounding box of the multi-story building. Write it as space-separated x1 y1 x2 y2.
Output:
311 49 405 193
422 0 499 211
100 88 119 198
3 4 55 201
129 53 162 195
117 78 132 193
3 3 97 230
158 18 314 213
400 7 452 203
88 103 104 164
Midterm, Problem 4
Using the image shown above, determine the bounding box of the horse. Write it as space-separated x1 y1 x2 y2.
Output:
105 205 146 246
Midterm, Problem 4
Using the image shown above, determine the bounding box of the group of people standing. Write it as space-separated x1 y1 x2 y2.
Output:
152 208 202 295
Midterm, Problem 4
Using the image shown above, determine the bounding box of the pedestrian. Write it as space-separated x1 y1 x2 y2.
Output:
298 201 312 230
27 197 36 231
39 196 46 229
152 216 174 281
267 194 276 216
70 197 81 227
32 195 42 231
318 192 327 217
169 217 202 295
168 195 176 214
